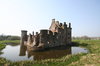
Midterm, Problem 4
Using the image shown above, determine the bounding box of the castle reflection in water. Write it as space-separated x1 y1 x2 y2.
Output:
19 44 71 60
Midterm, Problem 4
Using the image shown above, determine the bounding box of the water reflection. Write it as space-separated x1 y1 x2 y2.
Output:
19 45 71 60
0 44 88 61
0 45 33 62
19 45 27 56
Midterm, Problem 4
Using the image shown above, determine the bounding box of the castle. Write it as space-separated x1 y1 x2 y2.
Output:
20 19 72 51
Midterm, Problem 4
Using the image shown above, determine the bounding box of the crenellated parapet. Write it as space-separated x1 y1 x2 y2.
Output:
20 19 72 51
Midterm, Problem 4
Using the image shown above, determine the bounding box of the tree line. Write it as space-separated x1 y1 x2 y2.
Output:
72 36 100 40
0 35 20 41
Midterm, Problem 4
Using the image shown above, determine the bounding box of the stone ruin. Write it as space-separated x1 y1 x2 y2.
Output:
20 19 72 50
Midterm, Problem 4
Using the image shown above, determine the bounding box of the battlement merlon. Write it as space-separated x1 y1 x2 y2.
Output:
69 23 71 28
52 19 55 23
32 31 34 36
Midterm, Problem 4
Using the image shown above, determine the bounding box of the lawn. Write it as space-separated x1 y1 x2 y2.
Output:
0 44 6 54
0 40 20 45
0 40 100 66
0 44 6 50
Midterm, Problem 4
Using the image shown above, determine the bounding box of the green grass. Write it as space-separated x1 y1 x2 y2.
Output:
0 40 20 50
0 40 20 54
0 40 20 46
0 40 100 66
0 44 6 50
68 40 100 66
0 44 6 54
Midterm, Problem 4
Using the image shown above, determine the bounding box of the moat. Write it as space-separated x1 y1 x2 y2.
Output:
0 44 88 62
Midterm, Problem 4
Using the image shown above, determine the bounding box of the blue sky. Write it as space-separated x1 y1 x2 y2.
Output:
0 0 100 37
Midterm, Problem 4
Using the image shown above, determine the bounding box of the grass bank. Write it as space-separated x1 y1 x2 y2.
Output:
0 44 6 54
0 40 20 54
0 40 20 45
0 40 100 66
0 44 6 50
68 40 100 66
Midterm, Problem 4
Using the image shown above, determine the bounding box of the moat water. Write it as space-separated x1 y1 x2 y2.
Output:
0 44 88 62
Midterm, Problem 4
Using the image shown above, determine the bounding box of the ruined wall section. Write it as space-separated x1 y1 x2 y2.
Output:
33 32 40 46
27 34 33 45
21 19 72 49
52 32 58 47
38 24 68 48
37 22 70 48
48 30 53 47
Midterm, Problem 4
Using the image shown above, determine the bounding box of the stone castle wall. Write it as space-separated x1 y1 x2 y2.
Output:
21 19 72 49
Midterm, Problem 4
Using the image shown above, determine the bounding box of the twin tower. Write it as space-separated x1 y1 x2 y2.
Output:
20 19 72 50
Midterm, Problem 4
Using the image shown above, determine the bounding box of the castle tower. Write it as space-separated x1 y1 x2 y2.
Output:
67 23 72 44
63 22 68 44
38 30 48 48
20 30 27 46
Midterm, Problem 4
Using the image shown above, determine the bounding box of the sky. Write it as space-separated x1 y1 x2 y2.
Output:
0 0 100 37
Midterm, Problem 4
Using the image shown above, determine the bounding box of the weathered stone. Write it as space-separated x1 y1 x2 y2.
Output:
20 19 72 50
27 33 33 45
20 30 27 46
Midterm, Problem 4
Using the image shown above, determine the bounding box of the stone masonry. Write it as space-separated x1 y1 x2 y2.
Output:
20 19 72 49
